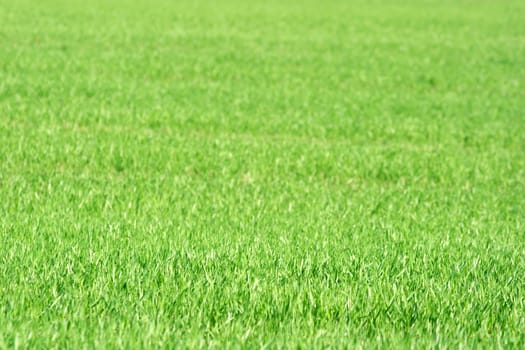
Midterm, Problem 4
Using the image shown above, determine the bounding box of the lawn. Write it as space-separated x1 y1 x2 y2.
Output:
1 0 524 348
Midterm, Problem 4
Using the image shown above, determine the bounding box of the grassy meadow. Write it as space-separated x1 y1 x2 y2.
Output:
1 0 525 348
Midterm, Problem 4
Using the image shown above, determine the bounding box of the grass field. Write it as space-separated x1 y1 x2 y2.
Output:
1 0 525 348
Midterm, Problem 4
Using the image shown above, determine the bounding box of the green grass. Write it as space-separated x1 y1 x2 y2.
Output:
1 0 525 348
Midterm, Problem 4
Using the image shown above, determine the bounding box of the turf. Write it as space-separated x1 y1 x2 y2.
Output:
1 0 525 348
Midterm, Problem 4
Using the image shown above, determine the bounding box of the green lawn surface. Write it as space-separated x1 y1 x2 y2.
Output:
1 0 524 348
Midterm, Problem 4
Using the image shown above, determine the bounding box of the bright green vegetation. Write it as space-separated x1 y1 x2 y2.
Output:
1 0 524 348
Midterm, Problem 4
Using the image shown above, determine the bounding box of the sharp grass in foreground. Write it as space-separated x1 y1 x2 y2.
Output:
1 0 525 348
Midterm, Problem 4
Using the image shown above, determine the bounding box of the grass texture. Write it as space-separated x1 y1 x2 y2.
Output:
1 0 525 348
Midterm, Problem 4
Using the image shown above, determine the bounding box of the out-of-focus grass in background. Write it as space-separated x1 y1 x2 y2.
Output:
1 0 524 348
